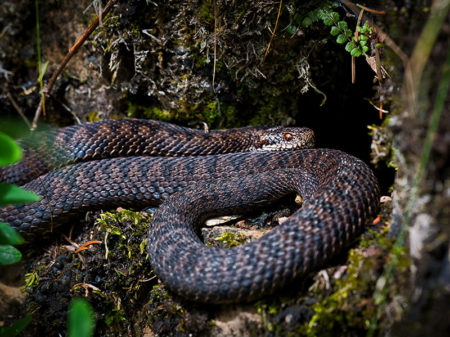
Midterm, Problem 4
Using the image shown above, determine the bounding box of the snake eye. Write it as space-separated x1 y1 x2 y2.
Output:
284 133 293 141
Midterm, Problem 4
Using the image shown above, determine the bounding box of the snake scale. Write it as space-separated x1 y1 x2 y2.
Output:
0 119 379 303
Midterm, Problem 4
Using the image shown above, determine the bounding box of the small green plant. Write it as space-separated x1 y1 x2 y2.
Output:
35 0 49 115
0 133 40 266
23 270 40 289
316 8 371 58
97 209 151 259
345 21 373 57
288 3 373 58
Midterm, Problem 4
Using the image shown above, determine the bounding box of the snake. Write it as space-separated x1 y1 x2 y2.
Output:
0 119 379 303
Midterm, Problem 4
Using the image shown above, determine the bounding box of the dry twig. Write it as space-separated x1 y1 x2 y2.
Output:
31 0 118 130
263 0 282 63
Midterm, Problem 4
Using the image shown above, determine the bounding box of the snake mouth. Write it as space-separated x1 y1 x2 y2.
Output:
256 143 303 152
256 129 315 152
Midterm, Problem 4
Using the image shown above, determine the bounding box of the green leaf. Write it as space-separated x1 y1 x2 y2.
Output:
0 315 32 337
330 11 339 22
0 244 22 265
293 14 302 25
344 29 353 37
351 48 362 57
345 42 356 52
68 298 95 337
362 45 369 53
338 21 347 30
322 16 333 26
359 40 367 47
319 10 334 26
359 34 368 41
316 9 326 20
336 34 347 44
0 222 24 245
310 12 320 22
0 133 22 167
0 184 41 206
356 25 362 32
302 17 313 27
38 61 49 83
321 10 339 25
286 25 297 35
330 26 340 36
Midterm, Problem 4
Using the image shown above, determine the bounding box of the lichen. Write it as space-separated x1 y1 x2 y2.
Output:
368 118 397 169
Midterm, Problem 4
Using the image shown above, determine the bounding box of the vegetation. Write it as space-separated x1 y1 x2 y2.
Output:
211 231 249 247
0 133 40 265
68 299 95 337
253 224 409 336
0 136 33 334
0 0 447 336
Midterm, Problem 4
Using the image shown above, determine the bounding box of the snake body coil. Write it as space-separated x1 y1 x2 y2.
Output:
0 119 379 303
0 119 314 185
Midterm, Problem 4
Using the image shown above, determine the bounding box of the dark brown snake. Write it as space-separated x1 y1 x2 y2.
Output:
0 119 379 303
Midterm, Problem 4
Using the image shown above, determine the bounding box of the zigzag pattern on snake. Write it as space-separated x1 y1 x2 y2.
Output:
0 119 379 303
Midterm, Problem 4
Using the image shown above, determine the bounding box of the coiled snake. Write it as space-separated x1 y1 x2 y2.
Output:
0 119 379 303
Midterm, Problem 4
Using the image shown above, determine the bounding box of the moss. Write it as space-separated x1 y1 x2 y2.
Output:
251 212 410 337
23 208 158 335
249 95 291 126
214 59 224 72
220 103 239 127
147 284 170 306
127 102 175 122
145 284 211 335
305 226 409 337
104 305 127 327
368 117 397 169
255 301 282 333
198 1 214 25
85 1 343 130
211 231 249 248
203 100 220 125
194 54 207 68
23 270 40 289
96 209 151 261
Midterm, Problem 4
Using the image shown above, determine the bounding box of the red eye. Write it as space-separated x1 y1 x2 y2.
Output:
284 133 293 141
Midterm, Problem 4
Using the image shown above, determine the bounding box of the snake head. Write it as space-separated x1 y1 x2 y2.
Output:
254 127 315 151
